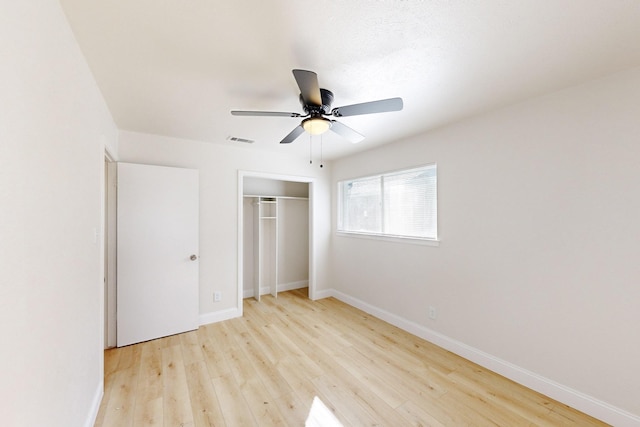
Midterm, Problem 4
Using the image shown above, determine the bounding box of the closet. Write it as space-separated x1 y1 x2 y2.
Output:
243 178 309 300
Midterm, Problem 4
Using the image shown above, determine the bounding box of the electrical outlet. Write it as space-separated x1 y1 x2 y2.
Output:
214 291 221 302
428 306 437 320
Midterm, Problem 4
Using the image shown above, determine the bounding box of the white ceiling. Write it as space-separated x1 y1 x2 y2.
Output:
59 0 640 160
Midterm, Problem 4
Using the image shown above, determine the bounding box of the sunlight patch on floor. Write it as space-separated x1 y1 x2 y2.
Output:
305 396 343 427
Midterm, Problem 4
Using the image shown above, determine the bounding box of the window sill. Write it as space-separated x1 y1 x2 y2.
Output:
336 231 440 247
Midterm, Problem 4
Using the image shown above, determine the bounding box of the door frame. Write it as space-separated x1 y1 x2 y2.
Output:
104 149 117 348
237 171 316 315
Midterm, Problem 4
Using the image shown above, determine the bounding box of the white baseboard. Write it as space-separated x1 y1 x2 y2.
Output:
199 307 240 326
279 280 309 292
84 380 103 427
328 289 640 427
311 288 333 300
243 280 308 299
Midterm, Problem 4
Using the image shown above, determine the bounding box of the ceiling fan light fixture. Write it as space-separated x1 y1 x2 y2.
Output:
302 117 331 135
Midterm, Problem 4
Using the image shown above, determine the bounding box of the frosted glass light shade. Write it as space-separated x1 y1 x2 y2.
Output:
302 117 331 135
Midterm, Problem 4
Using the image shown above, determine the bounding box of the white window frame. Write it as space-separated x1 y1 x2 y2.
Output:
337 164 438 246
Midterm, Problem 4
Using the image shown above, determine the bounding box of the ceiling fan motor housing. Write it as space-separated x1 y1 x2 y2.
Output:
300 88 334 115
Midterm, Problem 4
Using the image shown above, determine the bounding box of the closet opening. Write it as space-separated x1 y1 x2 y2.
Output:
238 172 315 310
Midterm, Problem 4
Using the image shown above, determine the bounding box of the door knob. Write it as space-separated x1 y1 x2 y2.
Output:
190 254 198 261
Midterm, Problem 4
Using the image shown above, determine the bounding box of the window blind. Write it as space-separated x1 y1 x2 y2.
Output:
339 164 437 240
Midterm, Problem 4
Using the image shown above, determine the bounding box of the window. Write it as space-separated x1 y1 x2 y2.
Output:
338 164 437 241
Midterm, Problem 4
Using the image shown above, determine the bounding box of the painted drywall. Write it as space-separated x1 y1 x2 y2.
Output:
117 131 331 318
330 67 640 422
0 3 117 426
244 177 309 198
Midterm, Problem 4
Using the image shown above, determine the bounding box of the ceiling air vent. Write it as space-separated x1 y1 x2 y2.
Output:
227 136 254 144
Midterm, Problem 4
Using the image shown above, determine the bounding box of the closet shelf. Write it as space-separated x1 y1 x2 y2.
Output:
244 194 308 200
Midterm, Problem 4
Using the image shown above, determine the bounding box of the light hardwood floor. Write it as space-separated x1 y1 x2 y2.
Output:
95 289 608 426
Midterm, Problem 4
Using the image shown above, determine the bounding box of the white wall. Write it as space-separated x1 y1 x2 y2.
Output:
0 3 117 426
117 131 331 319
244 177 309 198
330 68 640 424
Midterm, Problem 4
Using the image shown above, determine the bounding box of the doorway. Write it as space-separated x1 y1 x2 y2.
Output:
237 171 316 313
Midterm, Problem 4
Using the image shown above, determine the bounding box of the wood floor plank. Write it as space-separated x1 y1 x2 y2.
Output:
162 345 195 427
184 361 227 427
242 315 290 364
272 391 313 427
180 330 205 366
104 347 121 377
131 386 163 426
137 340 163 397
199 335 231 380
225 343 260 387
311 373 385 426
243 299 276 327
396 399 446 427
428 392 496 426
99 367 139 427
204 320 236 351
547 402 610 427
329 368 411 426
233 327 294 399
116 344 142 371
443 383 534 426
330 349 407 409
212 373 258 426
343 337 449 402
274 356 323 405
95 290 608 427
262 323 324 379
239 377 288 427
445 367 553 424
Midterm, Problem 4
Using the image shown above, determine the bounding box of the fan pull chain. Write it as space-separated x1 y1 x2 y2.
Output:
308 133 324 169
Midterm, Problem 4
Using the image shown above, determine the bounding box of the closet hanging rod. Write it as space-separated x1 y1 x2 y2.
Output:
243 194 309 200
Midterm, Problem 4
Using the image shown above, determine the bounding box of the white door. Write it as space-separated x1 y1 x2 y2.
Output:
117 163 199 347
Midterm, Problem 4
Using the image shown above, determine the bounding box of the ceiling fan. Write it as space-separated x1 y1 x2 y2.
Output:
231 69 403 144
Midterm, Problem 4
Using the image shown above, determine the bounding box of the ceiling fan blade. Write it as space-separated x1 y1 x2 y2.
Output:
330 120 365 144
280 125 305 144
292 69 322 106
231 110 302 117
331 97 403 117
